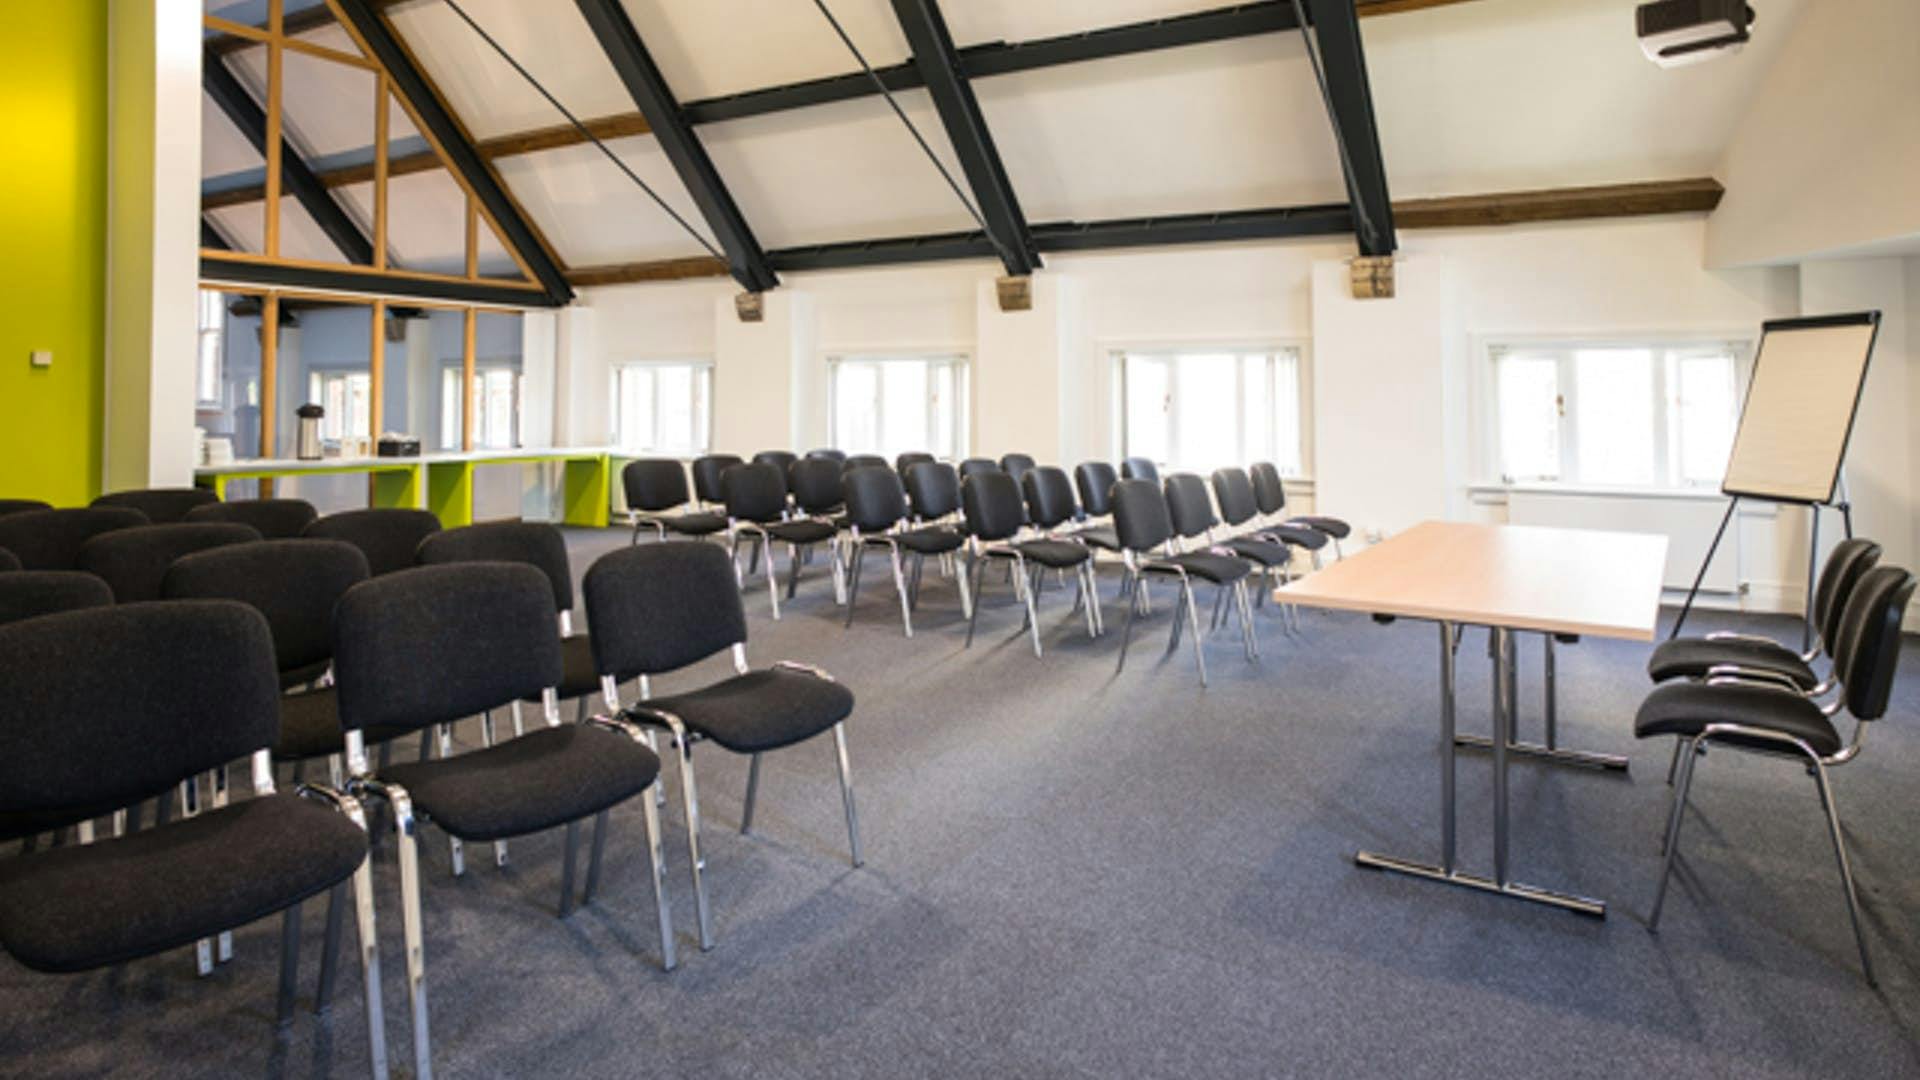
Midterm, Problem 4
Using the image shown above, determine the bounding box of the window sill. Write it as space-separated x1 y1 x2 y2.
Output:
1468 481 1726 503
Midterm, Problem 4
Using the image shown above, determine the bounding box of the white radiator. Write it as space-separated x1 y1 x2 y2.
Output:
1504 488 1738 594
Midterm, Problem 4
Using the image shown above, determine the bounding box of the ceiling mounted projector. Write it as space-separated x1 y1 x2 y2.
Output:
1637 0 1755 67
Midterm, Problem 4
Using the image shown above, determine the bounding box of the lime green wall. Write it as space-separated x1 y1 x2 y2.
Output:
0 4 107 505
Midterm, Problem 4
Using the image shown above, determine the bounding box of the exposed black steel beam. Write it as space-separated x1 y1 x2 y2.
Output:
1301 1 1396 256
202 48 374 265
888 0 1040 277
572 0 779 294
683 3 1299 125
331 0 575 305
201 218 231 251
199 255 564 307
766 201 1352 272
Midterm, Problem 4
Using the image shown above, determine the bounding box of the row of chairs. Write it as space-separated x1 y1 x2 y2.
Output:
0 498 861 1076
624 454 1348 686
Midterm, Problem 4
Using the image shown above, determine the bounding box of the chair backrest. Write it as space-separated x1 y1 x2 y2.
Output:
1210 467 1259 528
905 461 962 521
753 449 798 474
302 508 442 577
622 459 692 513
0 547 17 573
1163 474 1219 540
1121 457 1159 483
958 458 999 481
416 520 573 614
1814 538 1881 654
691 454 744 504
583 542 746 680
1111 478 1174 553
0 571 114 627
0 601 279 818
77 522 262 602
843 465 907 532
1075 461 1119 517
0 507 150 570
1829 565 1917 721
185 497 318 539
789 458 846 515
895 452 935 477
0 499 52 519
806 448 848 463
91 487 219 524
163 539 370 687
962 470 1026 543
1023 466 1079 530
845 454 890 472
333 564 561 735
999 454 1037 482
1249 462 1288 516
723 462 788 524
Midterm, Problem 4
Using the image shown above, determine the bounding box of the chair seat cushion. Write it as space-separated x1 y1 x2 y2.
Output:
1263 524 1327 551
641 669 854 755
277 687 413 762
659 512 727 537
896 527 966 555
1074 525 1121 551
1225 537 1290 567
1646 637 1818 689
1149 551 1251 585
767 519 837 545
381 724 659 842
1634 681 1841 758
1291 515 1350 539
0 793 366 973
1014 539 1091 568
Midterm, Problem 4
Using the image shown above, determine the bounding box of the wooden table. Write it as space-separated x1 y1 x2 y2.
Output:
1277 521 1667 916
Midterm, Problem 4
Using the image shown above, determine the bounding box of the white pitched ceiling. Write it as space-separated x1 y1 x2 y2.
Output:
619 0 910 103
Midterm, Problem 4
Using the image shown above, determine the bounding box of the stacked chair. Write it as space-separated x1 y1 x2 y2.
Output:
186 497 319 539
90 486 218 523
1251 461 1349 560
623 459 728 544
0 506 150 570
1071 461 1124 554
691 453 744 513
722 460 840 619
962 469 1099 657
76 522 261 602
303 507 444 577
1109 477 1257 687
842 465 970 637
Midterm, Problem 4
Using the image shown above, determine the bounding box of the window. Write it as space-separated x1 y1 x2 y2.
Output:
1488 341 1744 488
307 371 371 443
196 290 225 407
440 366 522 450
1113 346 1306 475
611 361 713 456
828 354 968 460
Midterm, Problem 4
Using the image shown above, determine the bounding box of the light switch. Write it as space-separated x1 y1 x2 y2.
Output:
29 350 51 368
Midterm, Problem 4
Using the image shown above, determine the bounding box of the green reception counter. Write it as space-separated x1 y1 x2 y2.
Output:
194 447 618 529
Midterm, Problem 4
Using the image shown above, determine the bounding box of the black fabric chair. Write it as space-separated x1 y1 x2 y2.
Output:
894 452 935 478
0 547 17 573
1648 538 1879 693
0 570 113 627
957 458 998 482
303 508 443 578
77 522 262 602
844 454 890 472
584 542 858 951
0 506 149 570
0 601 386 1072
752 450 798 490
1110 478 1253 687
964 470 1099 656
691 453 743 509
91 486 219 524
1251 461 1349 555
1638 564 1916 984
805 448 847 463
1072 461 1123 552
1163 474 1261 659
186 497 319 539
722 462 839 619
332 563 676 1069
998 454 1037 484
416 522 599 726
778 458 849 609
841 465 969 637
0 498 51 518
1121 457 1159 483
622 459 726 543
904 460 963 527
1211 466 1320 631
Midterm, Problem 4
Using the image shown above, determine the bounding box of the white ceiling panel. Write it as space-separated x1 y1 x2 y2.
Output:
979 37 1347 223
619 0 908 103
943 0 1249 48
387 0 629 140
700 92 979 249
494 137 717 266
202 95 264 176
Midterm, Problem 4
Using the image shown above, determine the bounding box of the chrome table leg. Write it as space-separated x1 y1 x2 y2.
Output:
1455 631 1629 772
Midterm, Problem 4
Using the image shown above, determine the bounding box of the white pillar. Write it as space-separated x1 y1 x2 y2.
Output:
973 274 1083 464
713 290 811 456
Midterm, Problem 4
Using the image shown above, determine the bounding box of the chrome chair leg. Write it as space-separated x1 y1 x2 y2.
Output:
276 901 302 1028
672 729 715 950
1022 562 1043 658
888 543 914 637
1185 580 1210 687
833 723 863 867
955 549 974 619
964 555 989 648
347 849 391 1080
830 538 848 605
558 819 581 918
1236 581 1258 661
1115 571 1141 675
1811 759 1876 984
1649 734 1703 929
180 778 214 977
762 530 781 619
741 752 762 835
581 809 609 905
1209 583 1227 632
843 545 865 628
638 783 677 970
787 542 804 600
314 881 347 1015
1165 580 1186 657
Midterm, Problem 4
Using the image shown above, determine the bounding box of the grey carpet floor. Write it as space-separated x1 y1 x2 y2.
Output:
4 527 1920 1078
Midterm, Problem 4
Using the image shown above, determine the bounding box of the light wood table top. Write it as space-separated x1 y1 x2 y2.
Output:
1275 520 1668 641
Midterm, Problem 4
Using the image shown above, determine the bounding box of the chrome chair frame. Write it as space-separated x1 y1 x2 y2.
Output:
1112 547 1256 688
843 523 970 637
